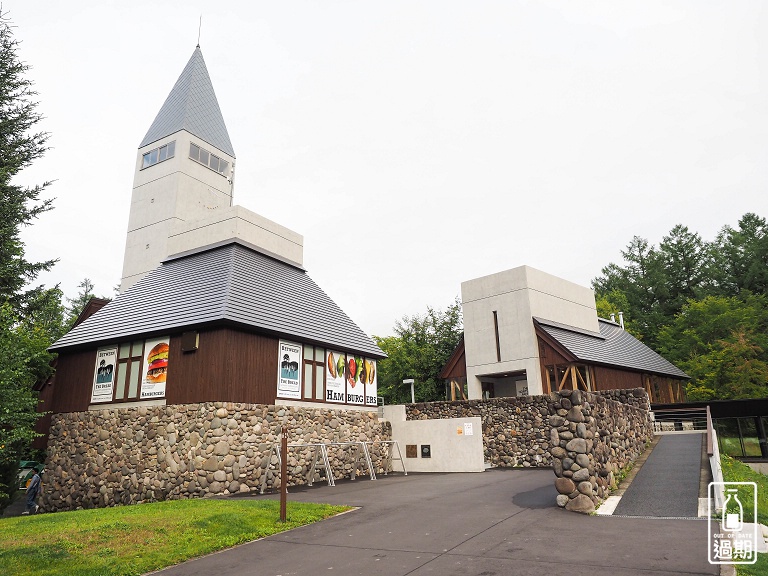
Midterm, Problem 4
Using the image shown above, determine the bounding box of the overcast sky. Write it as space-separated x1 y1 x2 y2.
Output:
8 1 767 337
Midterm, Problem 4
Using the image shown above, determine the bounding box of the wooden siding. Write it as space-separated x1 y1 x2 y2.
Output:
51 348 98 413
166 328 278 405
50 328 280 413
592 366 644 391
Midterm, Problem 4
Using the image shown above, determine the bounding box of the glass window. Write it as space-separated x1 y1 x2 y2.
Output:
304 344 313 358
158 145 167 162
315 347 324 363
148 149 158 165
131 340 143 358
142 153 152 169
128 360 141 398
167 141 175 157
115 363 127 400
304 363 313 399
118 343 131 359
716 418 743 458
141 141 176 169
740 418 761 457
220 160 228 174
315 366 324 400
189 143 200 161
209 154 220 171
199 149 209 165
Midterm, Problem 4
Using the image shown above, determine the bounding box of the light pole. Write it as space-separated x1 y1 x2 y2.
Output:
403 378 415 403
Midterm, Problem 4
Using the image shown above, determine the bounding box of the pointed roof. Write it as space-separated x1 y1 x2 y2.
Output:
50 241 384 359
534 317 688 379
139 47 235 157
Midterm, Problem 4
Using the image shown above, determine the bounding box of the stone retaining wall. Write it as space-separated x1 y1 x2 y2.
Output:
549 388 653 513
405 388 652 514
42 402 391 512
406 396 553 467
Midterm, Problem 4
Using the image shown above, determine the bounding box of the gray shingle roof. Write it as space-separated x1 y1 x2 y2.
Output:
51 242 383 358
139 47 235 157
535 317 688 379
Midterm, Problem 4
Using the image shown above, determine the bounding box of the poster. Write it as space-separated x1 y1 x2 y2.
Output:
140 336 169 399
345 355 366 405
90 347 117 403
277 340 302 399
365 359 378 406
325 350 346 403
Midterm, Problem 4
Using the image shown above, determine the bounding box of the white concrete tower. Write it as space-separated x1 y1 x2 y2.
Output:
120 46 236 292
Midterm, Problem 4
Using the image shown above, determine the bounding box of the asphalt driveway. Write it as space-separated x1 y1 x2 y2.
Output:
154 468 718 576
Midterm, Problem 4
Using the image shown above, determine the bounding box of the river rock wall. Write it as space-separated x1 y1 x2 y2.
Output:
41 402 390 512
549 389 653 513
406 396 553 467
405 388 652 513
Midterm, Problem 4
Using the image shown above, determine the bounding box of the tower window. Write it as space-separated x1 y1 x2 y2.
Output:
141 141 175 169
189 142 230 176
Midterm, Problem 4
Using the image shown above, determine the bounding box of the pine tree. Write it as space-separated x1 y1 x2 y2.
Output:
0 12 59 512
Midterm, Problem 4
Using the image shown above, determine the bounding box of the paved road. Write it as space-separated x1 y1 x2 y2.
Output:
155 468 718 576
614 433 704 518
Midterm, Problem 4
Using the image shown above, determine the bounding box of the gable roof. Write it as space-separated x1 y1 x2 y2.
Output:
534 317 688 379
50 242 383 358
139 47 235 157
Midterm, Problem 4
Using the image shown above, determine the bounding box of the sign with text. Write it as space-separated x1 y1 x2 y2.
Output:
708 482 758 565
325 350 346 403
365 359 377 406
90 347 117 403
277 340 302 399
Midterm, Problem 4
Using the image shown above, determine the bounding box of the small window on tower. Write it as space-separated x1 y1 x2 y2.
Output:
188 141 230 177
189 143 200 161
141 140 176 170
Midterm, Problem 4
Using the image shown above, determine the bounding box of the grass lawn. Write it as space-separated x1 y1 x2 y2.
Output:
719 455 768 575
0 498 350 576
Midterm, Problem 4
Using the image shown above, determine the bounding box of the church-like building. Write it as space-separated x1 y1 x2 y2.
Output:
47 46 384 422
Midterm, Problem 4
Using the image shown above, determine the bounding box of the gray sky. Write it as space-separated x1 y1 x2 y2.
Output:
8 1 768 337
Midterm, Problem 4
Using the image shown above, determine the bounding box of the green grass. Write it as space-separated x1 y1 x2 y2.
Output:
0 498 350 576
719 455 768 575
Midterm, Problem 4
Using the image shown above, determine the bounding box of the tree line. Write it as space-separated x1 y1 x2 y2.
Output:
592 214 768 401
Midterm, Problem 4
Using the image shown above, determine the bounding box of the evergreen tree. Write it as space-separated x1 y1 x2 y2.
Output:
0 13 59 512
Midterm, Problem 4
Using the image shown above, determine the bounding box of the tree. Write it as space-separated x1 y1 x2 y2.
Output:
657 294 768 401
0 13 57 512
65 277 100 327
0 13 55 318
710 213 768 297
374 298 463 404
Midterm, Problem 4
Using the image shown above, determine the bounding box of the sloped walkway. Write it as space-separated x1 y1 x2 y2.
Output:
613 433 705 518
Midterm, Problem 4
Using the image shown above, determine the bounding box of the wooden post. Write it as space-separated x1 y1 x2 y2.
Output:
280 425 287 522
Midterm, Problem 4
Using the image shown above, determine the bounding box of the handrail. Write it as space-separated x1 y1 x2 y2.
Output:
706 404 713 456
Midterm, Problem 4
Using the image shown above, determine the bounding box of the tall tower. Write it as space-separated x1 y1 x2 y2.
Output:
120 46 236 292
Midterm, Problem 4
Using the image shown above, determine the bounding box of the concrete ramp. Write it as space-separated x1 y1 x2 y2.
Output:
612 433 704 518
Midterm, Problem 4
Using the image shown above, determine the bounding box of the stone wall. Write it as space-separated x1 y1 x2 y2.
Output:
42 402 391 512
405 388 653 514
406 397 552 467
549 389 653 513
593 388 651 412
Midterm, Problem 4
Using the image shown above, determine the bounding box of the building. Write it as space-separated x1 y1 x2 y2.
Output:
441 265 688 403
46 44 384 425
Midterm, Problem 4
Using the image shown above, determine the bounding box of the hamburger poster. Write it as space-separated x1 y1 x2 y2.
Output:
140 337 170 399
325 350 346 403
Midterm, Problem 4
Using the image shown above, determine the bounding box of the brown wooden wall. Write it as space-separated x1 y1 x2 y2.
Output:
592 366 645 391
166 328 278 405
51 348 98 413
51 328 280 413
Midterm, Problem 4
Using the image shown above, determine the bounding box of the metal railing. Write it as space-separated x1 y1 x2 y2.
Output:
651 406 709 432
